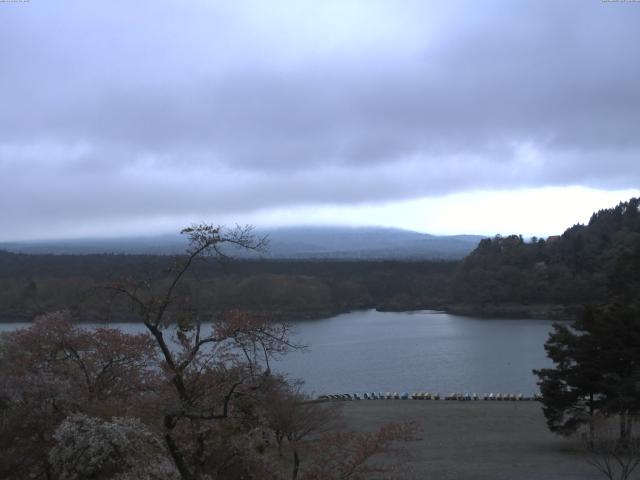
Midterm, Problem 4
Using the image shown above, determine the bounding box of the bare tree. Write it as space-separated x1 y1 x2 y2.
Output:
107 224 300 480
261 380 340 479
586 438 640 480
300 421 420 480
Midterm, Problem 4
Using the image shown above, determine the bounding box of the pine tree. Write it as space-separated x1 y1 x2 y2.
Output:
534 303 640 444
534 314 604 445
587 304 640 443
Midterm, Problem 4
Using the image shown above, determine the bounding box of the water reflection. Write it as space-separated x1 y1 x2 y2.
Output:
274 310 557 395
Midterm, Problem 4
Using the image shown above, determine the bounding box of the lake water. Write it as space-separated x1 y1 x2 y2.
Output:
0 309 558 396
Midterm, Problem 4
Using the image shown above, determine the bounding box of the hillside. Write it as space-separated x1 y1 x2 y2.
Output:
0 253 457 322
450 197 640 317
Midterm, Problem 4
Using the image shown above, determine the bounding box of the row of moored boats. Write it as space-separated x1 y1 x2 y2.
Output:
318 392 543 401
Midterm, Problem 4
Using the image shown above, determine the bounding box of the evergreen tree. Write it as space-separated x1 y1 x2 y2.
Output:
534 313 604 444
587 304 640 443
534 303 640 444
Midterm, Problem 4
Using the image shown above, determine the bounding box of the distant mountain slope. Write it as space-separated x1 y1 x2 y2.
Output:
1 227 484 260
260 227 483 259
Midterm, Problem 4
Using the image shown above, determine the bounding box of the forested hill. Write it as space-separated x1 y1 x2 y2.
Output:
0 252 457 322
450 197 640 314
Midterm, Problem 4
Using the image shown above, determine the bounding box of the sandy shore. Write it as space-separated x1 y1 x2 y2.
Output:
338 400 602 480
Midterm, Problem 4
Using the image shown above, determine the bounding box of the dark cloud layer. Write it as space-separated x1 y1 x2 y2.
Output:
1 0 640 239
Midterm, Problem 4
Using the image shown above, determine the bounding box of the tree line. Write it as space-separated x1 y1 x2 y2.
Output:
0 251 456 322
450 197 640 315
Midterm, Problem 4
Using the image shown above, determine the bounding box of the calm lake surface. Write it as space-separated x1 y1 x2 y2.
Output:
0 310 557 396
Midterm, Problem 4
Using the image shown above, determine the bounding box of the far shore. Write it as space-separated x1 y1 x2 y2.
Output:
441 303 581 320
380 302 580 320
0 303 579 324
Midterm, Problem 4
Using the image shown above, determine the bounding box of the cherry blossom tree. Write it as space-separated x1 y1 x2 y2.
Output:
0 311 160 479
49 414 180 480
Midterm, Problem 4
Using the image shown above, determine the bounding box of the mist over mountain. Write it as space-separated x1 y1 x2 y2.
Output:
0 227 484 260
263 227 484 259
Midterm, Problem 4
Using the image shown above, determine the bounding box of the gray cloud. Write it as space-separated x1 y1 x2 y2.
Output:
1 0 640 239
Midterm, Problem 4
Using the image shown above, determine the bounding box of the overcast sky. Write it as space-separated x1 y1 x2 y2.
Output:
2 0 639 241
